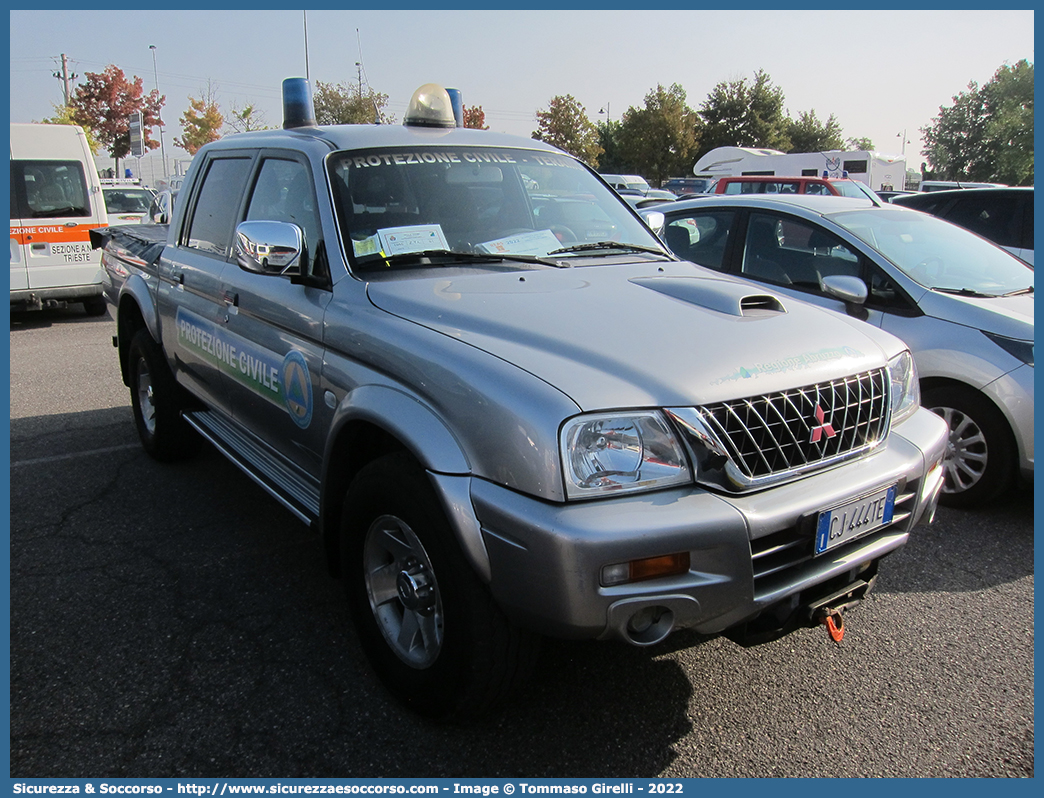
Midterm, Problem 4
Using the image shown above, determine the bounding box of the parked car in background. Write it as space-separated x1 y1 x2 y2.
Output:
600 173 652 195
646 194 1033 508
662 176 715 196
891 187 1033 265
147 189 177 224
10 122 109 315
710 175 882 203
101 182 157 225
917 180 1006 192
876 190 916 203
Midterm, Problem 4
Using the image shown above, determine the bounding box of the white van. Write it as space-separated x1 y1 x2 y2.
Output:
10 123 109 314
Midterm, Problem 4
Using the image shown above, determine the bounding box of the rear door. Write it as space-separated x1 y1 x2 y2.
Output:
158 151 255 417
9 158 102 290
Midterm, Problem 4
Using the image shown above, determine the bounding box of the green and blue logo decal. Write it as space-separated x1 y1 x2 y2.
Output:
176 307 313 428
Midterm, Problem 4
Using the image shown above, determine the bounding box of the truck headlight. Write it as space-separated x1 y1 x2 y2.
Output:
888 350 919 426
561 411 692 499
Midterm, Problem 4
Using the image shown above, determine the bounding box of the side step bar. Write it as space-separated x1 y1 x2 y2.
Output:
183 409 320 527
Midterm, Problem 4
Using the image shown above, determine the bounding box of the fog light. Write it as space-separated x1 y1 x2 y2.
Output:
601 552 690 586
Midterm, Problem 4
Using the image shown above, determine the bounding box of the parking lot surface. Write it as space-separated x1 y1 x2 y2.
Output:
9 308 1034 778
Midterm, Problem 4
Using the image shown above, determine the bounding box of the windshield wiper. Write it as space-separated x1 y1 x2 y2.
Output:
547 241 668 257
931 286 997 298
1002 286 1034 296
357 249 565 269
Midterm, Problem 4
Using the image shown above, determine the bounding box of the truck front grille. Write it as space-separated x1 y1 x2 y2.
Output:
697 368 889 480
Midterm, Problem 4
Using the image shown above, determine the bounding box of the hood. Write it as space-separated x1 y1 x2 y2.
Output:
919 289 1034 340
366 261 898 410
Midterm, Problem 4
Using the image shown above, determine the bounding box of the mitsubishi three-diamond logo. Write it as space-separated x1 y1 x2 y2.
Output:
809 404 837 443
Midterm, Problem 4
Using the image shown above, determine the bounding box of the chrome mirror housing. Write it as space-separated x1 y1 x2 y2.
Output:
235 220 304 276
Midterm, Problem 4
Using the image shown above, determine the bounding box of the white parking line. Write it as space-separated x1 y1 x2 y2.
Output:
11 443 141 469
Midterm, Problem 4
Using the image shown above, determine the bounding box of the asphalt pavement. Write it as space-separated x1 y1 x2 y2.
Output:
8 306 1035 778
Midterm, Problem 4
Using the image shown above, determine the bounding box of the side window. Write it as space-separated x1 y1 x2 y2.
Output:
804 183 832 196
867 265 916 313
184 156 253 258
945 193 1020 248
663 211 735 270
1020 195 1033 250
245 158 321 266
742 213 860 289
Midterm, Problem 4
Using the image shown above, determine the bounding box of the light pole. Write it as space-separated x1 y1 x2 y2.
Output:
897 129 911 157
599 103 610 125
149 45 168 181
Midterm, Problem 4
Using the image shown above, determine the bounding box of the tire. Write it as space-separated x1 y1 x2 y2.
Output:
127 328 200 462
924 385 1015 508
83 296 108 317
341 452 539 721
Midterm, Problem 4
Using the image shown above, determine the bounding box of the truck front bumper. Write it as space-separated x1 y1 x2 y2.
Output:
469 408 947 646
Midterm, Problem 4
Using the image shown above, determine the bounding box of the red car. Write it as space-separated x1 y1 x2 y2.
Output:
710 174 881 202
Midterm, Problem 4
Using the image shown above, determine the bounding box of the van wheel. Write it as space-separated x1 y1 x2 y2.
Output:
83 297 108 316
128 329 199 462
924 386 1015 507
341 452 538 721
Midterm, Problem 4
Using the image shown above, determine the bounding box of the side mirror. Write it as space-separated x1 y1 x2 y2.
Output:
821 274 868 305
235 220 303 276
640 210 666 237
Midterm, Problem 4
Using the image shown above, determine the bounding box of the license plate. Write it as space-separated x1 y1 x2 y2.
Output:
815 485 896 555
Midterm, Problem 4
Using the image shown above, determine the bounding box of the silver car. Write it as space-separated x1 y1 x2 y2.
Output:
649 194 1034 507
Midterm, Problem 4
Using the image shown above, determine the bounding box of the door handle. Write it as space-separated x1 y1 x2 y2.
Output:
222 290 239 320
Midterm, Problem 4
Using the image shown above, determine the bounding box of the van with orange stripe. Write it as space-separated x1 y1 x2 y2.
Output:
10 123 109 314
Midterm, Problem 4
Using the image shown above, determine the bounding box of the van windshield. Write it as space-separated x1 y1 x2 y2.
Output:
11 160 91 218
328 147 668 270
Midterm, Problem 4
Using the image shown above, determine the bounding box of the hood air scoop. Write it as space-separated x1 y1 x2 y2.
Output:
630 275 786 317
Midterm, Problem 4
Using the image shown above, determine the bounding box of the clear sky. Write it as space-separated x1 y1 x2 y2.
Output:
8 7 1035 184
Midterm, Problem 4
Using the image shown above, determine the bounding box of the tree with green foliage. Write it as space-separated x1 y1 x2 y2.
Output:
697 70 790 157
922 60 1033 185
532 95 603 166
38 104 100 154
68 64 163 168
176 84 224 155
785 110 844 153
227 102 271 134
313 80 394 125
846 136 875 151
595 119 628 173
618 84 700 185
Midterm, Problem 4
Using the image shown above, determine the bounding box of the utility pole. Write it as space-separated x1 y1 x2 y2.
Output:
149 45 168 180
303 11 310 81
52 54 77 106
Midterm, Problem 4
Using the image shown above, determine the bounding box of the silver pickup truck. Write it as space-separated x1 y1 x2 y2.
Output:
92 80 947 720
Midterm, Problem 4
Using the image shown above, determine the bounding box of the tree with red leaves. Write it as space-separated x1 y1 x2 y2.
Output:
69 64 164 168
463 105 489 130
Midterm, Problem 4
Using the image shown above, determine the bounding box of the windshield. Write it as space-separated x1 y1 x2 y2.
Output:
828 208 1033 296
328 147 667 270
103 188 153 213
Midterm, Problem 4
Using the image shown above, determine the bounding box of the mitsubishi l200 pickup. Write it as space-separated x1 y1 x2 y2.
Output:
92 80 947 720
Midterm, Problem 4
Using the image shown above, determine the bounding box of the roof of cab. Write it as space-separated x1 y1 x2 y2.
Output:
202 123 567 155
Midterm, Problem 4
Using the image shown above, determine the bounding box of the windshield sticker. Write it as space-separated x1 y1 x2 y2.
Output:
378 224 449 256
475 229 562 257
713 346 865 385
352 234 381 257
175 307 313 427
345 150 583 170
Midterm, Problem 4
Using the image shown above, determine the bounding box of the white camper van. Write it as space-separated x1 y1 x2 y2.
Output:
692 146 907 192
10 123 109 314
